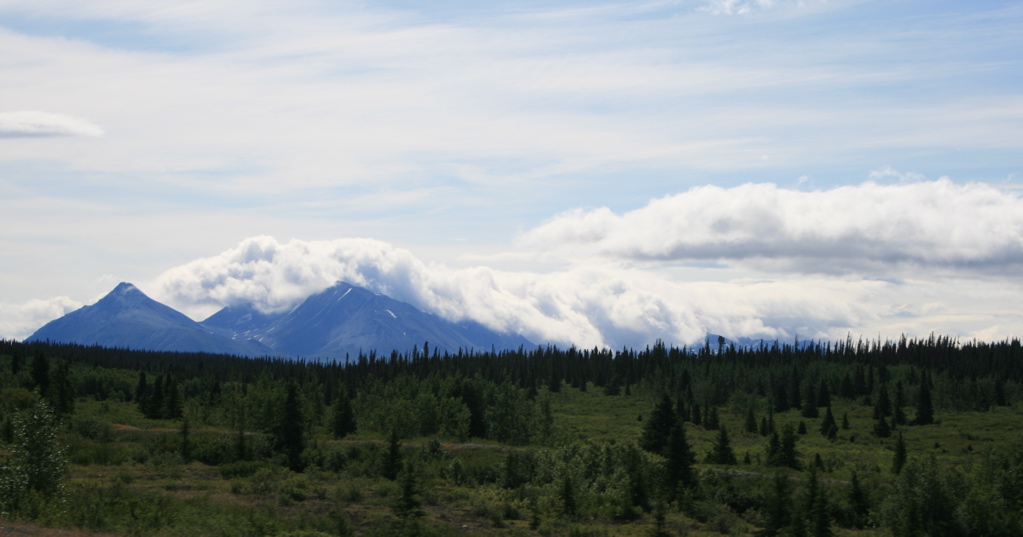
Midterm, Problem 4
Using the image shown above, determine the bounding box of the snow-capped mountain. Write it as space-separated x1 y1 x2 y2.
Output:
27 281 532 361
202 281 532 360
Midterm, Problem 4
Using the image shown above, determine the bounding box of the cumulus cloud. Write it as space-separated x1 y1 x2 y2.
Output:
148 234 1007 350
517 179 1023 275
0 296 82 340
0 110 104 138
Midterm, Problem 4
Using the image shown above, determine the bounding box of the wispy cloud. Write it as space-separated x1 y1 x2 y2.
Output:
0 111 104 138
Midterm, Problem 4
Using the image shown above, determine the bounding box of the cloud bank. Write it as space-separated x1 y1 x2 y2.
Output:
141 180 1023 350
518 179 1023 275
0 296 82 340
0 111 104 138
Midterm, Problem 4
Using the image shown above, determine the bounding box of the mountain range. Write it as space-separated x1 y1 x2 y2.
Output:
27 281 532 361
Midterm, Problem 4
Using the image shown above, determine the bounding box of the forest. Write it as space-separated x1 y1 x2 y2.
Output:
1 334 1022 537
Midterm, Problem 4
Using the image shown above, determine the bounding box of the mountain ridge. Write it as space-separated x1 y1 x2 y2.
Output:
27 281 532 361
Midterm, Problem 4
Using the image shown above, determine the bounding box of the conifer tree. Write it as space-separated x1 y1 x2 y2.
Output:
663 421 695 500
706 425 737 465
331 386 357 439
802 386 819 418
873 384 891 419
873 416 892 438
744 408 758 434
892 432 907 475
819 405 837 439
893 381 908 426
913 379 934 425
817 380 831 408
30 352 49 396
639 395 675 454
273 383 306 472
382 430 403 480
848 471 869 529
756 473 791 537
560 473 577 517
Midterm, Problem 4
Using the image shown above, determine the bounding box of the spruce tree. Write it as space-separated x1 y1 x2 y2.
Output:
744 408 758 434
273 383 306 472
893 382 908 426
802 386 819 418
873 416 892 438
819 405 837 439
755 473 791 537
892 433 907 475
331 386 357 439
30 352 50 396
913 379 934 425
639 395 676 454
382 430 403 480
663 421 695 500
706 425 737 465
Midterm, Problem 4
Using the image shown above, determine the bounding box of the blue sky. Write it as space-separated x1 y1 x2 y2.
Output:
1 0 1021 348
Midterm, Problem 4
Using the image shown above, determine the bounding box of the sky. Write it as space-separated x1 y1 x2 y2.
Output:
1 0 1021 350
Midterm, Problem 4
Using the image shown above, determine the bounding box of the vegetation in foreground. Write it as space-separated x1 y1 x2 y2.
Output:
1 335 1022 536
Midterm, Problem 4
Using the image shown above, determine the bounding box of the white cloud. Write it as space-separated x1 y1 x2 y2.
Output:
0 110 104 138
145 232 1023 351
517 179 1023 275
0 296 82 340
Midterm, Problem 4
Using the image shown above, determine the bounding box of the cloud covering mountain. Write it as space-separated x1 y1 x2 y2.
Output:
137 180 1023 351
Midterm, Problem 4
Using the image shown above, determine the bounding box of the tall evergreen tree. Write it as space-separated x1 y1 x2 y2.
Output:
382 430 403 481
756 473 792 537
819 405 838 439
802 386 819 418
663 421 696 500
273 383 306 472
913 379 934 425
744 407 758 434
331 386 357 439
892 433 907 475
706 425 738 465
639 395 676 454
893 382 908 426
30 352 50 396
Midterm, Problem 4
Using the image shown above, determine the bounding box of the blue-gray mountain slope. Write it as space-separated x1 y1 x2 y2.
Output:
202 281 532 360
26 283 274 356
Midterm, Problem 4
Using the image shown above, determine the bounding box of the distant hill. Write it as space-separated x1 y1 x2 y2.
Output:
27 281 532 361
26 283 274 357
202 281 533 360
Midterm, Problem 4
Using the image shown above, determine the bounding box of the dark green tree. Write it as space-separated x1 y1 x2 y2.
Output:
180 418 192 463
50 362 75 416
30 353 49 396
819 405 838 439
873 416 892 438
331 386 357 439
560 473 577 517
913 380 934 425
848 471 869 529
756 473 791 537
272 383 306 472
744 407 758 434
382 430 403 480
893 382 908 426
802 385 819 418
706 425 737 465
639 395 676 454
663 421 696 500
892 432 907 475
